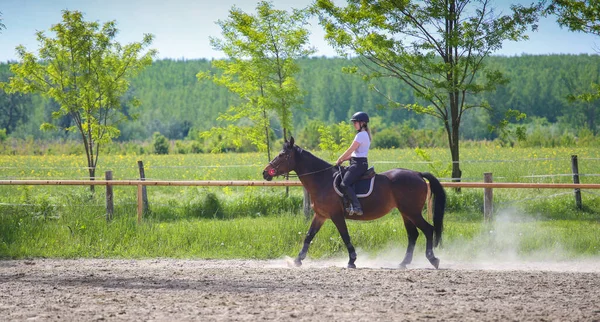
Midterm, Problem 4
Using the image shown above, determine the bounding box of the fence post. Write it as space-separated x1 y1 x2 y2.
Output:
484 172 493 221
137 160 149 213
571 155 583 209
137 184 143 224
105 170 113 222
303 187 312 220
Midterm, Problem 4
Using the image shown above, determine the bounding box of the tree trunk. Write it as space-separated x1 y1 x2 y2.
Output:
450 130 461 182
86 140 95 193
446 2 462 185
88 166 95 193
449 90 462 187
264 108 271 162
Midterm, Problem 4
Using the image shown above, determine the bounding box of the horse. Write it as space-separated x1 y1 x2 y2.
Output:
262 137 446 269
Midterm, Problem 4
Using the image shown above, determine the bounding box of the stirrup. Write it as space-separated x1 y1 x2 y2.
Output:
346 206 363 216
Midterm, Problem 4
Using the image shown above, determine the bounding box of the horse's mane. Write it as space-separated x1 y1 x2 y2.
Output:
291 144 332 170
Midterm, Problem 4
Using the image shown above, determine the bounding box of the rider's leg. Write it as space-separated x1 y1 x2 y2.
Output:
340 159 367 216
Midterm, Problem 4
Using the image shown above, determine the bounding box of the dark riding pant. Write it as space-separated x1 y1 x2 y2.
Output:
340 157 368 214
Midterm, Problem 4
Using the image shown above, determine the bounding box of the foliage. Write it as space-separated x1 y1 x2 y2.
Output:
317 121 354 160
152 132 169 155
296 119 324 150
372 128 401 149
544 0 600 134
312 0 542 181
545 0 600 36
0 64 31 134
2 55 600 147
1 10 156 186
414 148 452 179
198 1 315 156
174 140 203 154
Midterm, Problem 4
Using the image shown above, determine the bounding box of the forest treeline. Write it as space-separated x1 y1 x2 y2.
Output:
1 54 599 148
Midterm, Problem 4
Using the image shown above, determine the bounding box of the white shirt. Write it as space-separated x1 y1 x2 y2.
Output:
351 131 370 158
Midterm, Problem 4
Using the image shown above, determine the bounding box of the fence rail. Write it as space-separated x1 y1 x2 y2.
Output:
2 179 600 189
2 179 600 223
0 180 303 187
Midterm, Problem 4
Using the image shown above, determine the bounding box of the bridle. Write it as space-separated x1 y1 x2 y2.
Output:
268 146 335 178
268 150 292 175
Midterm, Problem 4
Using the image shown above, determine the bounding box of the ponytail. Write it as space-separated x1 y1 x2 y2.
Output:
362 123 372 141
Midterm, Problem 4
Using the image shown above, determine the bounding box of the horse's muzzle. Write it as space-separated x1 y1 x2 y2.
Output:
262 170 273 181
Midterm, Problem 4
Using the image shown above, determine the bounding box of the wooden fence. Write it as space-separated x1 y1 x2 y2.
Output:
1 178 600 223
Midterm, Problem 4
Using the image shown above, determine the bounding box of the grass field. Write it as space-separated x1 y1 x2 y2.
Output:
1 146 599 261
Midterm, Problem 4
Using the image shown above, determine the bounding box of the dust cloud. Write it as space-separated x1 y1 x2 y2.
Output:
270 208 600 272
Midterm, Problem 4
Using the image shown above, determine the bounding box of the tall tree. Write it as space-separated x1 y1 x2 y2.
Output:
198 1 315 159
545 0 600 133
313 0 540 181
2 10 156 190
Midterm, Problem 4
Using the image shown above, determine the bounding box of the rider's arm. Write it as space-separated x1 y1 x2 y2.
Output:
336 140 361 166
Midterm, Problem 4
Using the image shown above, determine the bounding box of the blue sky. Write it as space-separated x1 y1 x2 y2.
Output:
1 0 598 63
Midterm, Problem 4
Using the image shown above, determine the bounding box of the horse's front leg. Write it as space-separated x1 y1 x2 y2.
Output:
330 214 357 268
295 215 325 267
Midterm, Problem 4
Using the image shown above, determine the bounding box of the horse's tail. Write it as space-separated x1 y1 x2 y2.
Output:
421 172 446 247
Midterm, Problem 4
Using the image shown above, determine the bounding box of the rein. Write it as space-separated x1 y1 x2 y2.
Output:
282 165 335 178
294 165 336 178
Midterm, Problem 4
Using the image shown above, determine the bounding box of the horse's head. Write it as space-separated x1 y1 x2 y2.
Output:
263 136 298 181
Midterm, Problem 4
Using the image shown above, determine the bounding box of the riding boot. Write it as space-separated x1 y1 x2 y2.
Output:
345 187 363 216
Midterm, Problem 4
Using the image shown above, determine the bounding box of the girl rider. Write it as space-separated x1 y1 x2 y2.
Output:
335 111 371 216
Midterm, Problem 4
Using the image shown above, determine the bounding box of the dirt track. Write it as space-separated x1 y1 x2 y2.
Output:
1 258 599 321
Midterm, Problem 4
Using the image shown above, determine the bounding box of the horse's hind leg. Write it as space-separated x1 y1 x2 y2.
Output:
295 215 325 267
330 214 357 268
399 216 419 269
411 215 440 269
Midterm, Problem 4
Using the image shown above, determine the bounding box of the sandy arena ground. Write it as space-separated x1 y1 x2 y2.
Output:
1 257 599 321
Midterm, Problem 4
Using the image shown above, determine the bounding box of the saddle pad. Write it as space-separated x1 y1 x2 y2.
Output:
333 172 376 198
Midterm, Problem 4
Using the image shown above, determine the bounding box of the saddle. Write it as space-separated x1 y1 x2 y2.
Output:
333 167 376 198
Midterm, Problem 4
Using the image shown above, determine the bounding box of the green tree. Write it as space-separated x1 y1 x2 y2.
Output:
313 0 540 181
0 65 32 134
546 0 600 35
2 10 155 189
0 90 31 134
152 132 169 154
317 121 354 160
198 1 315 160
545 0 600 133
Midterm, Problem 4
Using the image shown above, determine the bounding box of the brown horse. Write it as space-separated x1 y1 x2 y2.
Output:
262 137 446 269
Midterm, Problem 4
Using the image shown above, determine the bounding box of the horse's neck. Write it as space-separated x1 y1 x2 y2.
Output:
294 150 333 185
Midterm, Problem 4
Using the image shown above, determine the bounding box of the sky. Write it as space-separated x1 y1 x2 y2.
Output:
0 0 598 63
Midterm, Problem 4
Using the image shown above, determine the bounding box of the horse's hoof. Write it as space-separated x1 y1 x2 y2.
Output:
347 263 356 269
429 257 440 269
399 263 408 270
294 259 303 267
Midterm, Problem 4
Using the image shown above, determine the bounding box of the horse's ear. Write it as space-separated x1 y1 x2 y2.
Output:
290 136 295 146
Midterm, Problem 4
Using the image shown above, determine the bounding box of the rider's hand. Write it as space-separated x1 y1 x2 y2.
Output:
336 158 343 166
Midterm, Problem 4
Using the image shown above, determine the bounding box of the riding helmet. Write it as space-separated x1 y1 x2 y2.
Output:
350 111 369 123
